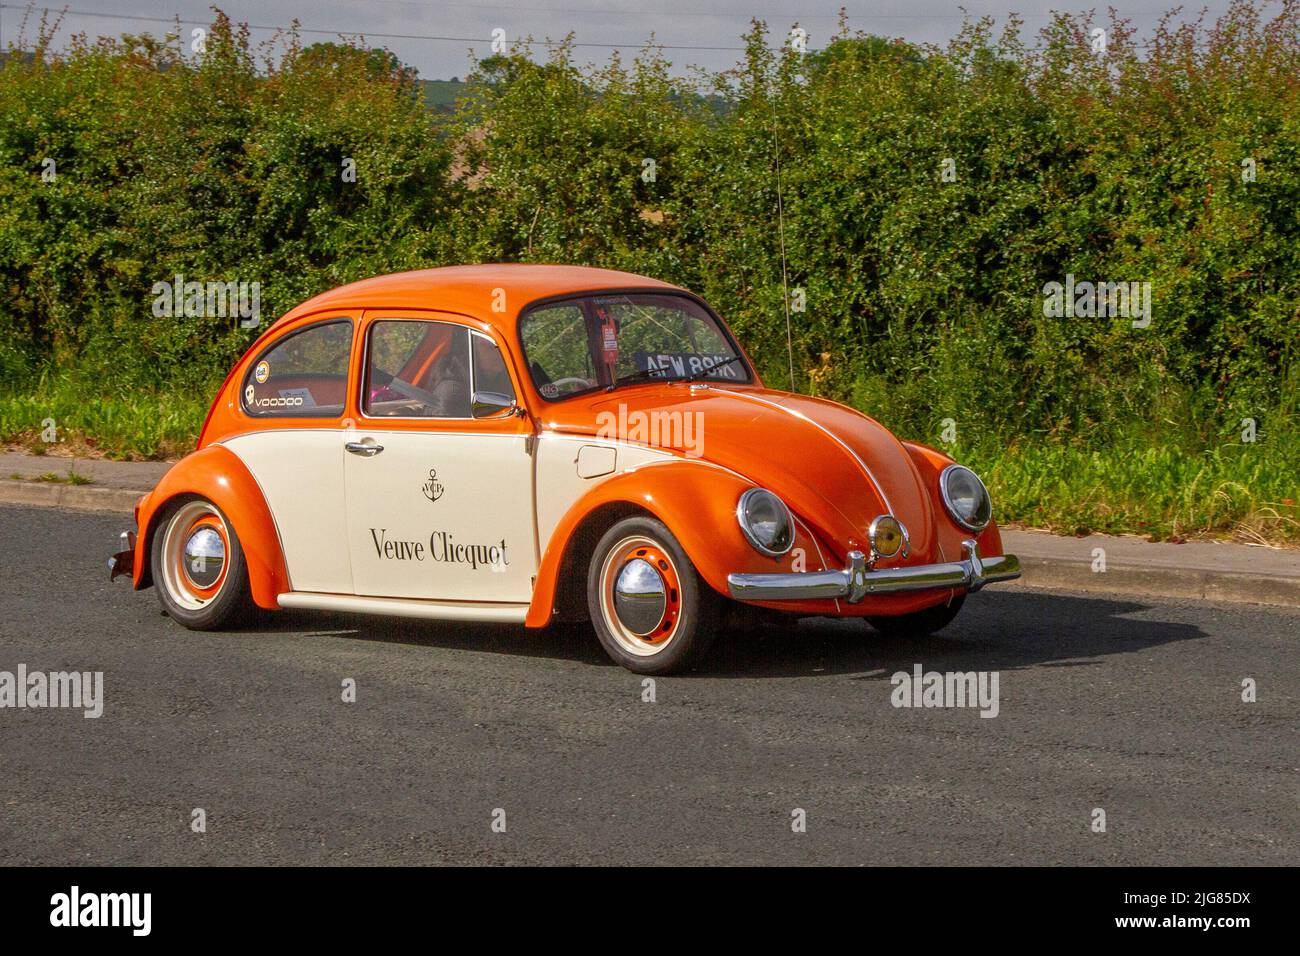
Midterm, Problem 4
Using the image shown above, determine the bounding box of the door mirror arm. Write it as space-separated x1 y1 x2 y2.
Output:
471 390 521 420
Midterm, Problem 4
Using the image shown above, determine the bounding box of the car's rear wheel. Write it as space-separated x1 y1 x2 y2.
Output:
867 594 965 638
152 497 253 630
587 516 718 674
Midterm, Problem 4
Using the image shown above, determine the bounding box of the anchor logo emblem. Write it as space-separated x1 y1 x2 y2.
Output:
421 468 444 503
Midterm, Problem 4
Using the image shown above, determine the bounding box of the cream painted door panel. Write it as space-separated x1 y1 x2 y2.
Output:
223 430 352 593
534 435 669 558
344 429 535 602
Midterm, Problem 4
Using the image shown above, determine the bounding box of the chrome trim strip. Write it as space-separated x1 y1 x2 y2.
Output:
277 591 529 624
710 388 896 515
218 428 525 444
727 540 1020 603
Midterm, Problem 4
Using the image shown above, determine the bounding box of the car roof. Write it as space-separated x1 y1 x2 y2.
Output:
275 264 683 336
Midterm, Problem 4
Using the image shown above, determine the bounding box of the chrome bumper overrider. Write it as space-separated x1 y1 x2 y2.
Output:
727 540 1020 604
108 530 135 581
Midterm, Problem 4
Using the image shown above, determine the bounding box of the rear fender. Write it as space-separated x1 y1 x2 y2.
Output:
133 444 288 610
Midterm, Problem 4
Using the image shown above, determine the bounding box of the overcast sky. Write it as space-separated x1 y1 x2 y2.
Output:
0 1 1261 78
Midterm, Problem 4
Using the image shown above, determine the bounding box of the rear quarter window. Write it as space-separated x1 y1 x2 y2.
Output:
242 319 353 417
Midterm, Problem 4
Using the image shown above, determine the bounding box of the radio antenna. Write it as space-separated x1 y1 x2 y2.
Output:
771 98 796 392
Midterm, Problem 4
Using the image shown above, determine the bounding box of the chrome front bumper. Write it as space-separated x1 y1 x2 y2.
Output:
727 540 1020 604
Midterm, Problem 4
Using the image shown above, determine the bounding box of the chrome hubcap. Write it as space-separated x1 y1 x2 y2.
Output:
159 501 230 611
598 535 682 657
613 558 667 636
183 527 225 590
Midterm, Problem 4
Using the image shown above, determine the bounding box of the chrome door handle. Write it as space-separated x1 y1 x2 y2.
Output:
345 440 384 457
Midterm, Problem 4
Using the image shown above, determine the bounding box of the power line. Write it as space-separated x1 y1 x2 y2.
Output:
264 0 1195 21
0 3 750 50
0 3 1247 57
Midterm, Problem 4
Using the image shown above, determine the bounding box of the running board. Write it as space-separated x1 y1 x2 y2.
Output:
277 592 529 624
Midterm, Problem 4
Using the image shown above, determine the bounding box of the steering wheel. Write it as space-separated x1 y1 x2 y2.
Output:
548 376 595 393
370 368 443 410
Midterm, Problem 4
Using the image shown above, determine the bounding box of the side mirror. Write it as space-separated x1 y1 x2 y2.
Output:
471 391 520 420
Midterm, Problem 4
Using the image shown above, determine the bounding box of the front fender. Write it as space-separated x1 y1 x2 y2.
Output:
525 460 832 627
133 444 288 610
902 442 1004 559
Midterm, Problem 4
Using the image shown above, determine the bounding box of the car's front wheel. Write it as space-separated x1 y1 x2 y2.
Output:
152 496 254 630
587 516 718 674
867 594 965 638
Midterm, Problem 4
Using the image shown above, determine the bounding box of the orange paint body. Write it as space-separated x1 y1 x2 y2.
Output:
126 265 1009 625
131 443 289 609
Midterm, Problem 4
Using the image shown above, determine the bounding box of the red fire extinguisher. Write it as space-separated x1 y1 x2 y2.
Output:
597 305 619 382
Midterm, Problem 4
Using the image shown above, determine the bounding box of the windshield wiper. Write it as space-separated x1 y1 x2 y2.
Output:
685 355 744 382
608 366 674 390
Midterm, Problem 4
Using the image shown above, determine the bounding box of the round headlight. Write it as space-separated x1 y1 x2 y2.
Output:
868 514 909 559
737 488 795 557
940 464 992 532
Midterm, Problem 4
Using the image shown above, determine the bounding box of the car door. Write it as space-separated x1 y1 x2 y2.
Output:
222 315 357 594
344 310 537 603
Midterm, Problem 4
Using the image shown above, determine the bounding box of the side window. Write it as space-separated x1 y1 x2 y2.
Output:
519 303 593 398
364 320 471 419
471 333 516 402
243 319 352 417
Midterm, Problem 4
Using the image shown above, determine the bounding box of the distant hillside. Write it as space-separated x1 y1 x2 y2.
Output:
419 78 467 113
3 50 466 109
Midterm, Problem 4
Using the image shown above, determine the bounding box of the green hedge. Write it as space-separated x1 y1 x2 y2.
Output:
0 5 1296 535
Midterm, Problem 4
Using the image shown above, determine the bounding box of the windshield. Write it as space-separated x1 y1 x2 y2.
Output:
519 292 751 400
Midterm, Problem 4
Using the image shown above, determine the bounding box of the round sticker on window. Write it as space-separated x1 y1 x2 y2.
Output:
540 383 559 398
254 361 270 384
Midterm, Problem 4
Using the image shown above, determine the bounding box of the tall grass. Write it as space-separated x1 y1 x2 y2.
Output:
3 374 1295 544
970 436 1300 543
0 374 206 459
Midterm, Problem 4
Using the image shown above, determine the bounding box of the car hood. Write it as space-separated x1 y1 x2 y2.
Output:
540 384 939 564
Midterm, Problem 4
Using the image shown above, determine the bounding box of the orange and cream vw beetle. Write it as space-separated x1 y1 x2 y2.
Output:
109 265 1020 674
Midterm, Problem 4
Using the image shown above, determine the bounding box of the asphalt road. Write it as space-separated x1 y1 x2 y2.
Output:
1 504 1296 866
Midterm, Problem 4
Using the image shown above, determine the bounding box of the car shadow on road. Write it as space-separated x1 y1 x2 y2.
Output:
249 586 1208 679
699 587 1208 679
252 609 612 667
